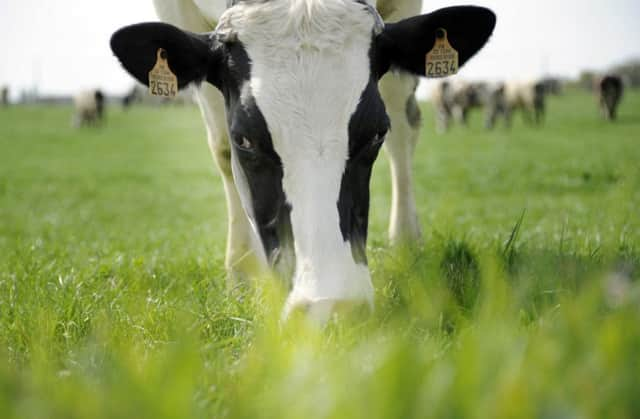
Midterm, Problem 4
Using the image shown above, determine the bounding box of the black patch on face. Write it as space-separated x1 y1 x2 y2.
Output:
214 39 294 267
338 42 391 264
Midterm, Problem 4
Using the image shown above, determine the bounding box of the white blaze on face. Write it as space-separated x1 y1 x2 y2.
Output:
218 0 377 311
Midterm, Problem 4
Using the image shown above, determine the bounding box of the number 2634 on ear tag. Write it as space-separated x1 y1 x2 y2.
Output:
425 28 459 78
148 48 178 98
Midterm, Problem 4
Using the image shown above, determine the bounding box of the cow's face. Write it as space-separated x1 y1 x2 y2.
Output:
111 0 495 321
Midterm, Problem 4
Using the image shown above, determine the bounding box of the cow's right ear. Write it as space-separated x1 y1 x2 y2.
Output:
110 22 223 90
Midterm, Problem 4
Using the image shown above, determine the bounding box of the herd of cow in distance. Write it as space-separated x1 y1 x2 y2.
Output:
0 69 626 132
8 71 619 129
4 75 622 131
431 74 625 133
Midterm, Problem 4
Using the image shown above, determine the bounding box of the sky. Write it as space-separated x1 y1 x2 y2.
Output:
1 0 639 100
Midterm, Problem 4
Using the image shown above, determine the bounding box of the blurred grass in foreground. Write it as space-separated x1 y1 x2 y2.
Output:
0 89 639 418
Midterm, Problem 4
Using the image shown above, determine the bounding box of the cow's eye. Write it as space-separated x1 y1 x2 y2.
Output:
372 132 386 146
235 136 254 152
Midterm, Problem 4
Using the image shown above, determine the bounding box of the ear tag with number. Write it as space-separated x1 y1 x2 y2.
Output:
425 28 459 78
148 48 178 98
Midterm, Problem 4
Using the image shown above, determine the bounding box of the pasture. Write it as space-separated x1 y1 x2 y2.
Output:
1 89 639 418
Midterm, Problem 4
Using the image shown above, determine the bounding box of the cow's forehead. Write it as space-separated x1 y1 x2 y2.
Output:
217 0 380 45
220 0 380 152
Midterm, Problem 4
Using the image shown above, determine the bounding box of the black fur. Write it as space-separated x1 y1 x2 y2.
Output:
599 75 624 121
339 77 390 264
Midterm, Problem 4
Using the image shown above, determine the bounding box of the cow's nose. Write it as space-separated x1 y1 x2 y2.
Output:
282 297 373 325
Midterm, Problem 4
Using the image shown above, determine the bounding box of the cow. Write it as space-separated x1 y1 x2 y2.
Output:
431 80 454 133
110 0 495 322
1 86 8 106
431 80 486 132
484 80 545 128
463 81 488 121
596 75 623 121
73 89 105 127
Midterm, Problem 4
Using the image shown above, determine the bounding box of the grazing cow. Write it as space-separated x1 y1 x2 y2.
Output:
431 80 485 133
73 89 105 127
485 80 545 128
1 86 8 106
464 81 488 119
597 75 623 121
504 80 545 126
431 80 454 133
111 0 495 321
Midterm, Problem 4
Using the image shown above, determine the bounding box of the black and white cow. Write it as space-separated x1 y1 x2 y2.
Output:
431 80 487 133
597 75 623 121
73 89 105 127
484 80 545 128
111 0 495 321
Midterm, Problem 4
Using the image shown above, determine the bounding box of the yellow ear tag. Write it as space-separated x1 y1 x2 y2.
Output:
148 48 178 98
425 28 459 78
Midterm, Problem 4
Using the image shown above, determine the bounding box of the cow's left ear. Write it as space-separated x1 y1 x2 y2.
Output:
110 22 223 89
374 6 496 78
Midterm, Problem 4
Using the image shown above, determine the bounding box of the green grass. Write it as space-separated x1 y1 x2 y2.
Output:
1 89 639 418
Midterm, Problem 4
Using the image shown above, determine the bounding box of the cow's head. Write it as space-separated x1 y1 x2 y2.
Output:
111 0 495 322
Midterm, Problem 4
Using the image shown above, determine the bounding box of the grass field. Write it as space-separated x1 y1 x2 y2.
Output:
1 89 639 418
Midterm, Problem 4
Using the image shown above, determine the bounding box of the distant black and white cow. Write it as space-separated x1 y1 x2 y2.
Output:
73 89 105 127
596 75 623 121
111 0 495 321
431 80 486 132
484 80 545 128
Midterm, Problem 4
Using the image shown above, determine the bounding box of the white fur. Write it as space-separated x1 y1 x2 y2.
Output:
154 1 267 278
501 80 545 125
375 0 424 244
72 90 102 127
219 0 377 315
379 72 422 243
504 80 539 109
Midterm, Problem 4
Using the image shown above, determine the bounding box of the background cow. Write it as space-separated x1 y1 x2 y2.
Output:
597 74 624 121
73 89 105 127
504 80 546 126
484 80 545 128
431 80 487 133
111 0 495 321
